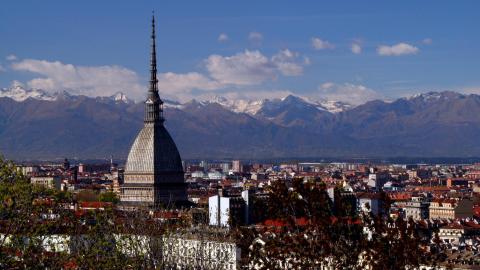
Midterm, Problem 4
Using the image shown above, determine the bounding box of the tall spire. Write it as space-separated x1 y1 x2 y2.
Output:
144 11 164 124
149 11 158 94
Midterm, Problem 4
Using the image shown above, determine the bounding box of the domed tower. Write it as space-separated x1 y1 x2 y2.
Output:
120 14 187 208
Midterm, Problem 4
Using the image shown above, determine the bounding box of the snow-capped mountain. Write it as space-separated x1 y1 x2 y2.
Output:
313 99 352 113
112 92 130 103
198 94 352 115
405 91 463 102
1 89 480 159
95 92 134 104
0 84 138 104
0 83 57 102
0 84 353 114
163 99 184 109
202 95 266 115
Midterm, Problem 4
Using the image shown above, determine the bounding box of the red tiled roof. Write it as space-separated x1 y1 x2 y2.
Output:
473 206 480 218
442 223 464 230
431 198 457 205
388 192 411 201
411 186 451 192
79 201 112 209
464 220 480 229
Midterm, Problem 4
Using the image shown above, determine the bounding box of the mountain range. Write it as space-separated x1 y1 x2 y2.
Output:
1 84 480 160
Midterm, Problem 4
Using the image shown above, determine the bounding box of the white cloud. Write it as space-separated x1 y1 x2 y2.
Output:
248 31 263 43
218 33 229 42
422 38 432 45
0 65 6 72
314 82 383 105
311 37 334 50
158 72 223 94
377 43 419 56
153 49 306 100
351 43 362 54
9 49 307 102
6 54 17 61
271 49 304 76
320 82 335 89
205 49 305 85
11 59 145 99
206 50 275 85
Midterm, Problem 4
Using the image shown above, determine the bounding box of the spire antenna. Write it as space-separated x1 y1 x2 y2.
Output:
149 11 158 93
144 11 164 123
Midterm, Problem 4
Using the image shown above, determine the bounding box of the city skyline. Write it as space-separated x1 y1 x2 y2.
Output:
1 2 480 269
1 0 479 104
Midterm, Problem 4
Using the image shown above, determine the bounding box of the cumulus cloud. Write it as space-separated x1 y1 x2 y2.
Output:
218 33 229 42
149 49 307 100
377 43 419 56
314 82 383 105
271 49 304 76
6 54 17 61
156 72 223 102
311 37 334 50
9 48 308 102
205 49 305 86
351 43 362 54
11 59 145 99
157 72 221 96
206 50 275 85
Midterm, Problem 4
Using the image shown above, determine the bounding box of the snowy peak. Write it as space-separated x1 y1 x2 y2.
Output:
281 94 309 104
93 92 135 105
203 94 352 115
203 95 266 115
0 84 353 114
0 83 56 102
108 92 134 104
0 85 136 104
314 99 352 113
163 99 184 109
112 92 129 103
406 91 464 103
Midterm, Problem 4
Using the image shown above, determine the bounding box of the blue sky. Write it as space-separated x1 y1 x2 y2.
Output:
1 0 479 104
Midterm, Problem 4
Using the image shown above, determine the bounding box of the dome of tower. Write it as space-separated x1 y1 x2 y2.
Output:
125 123 183 174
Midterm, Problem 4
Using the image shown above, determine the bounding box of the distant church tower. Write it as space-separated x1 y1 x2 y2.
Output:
120 14 187 208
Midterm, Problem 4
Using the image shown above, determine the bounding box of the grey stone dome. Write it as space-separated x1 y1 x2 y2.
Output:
125 123 183 174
